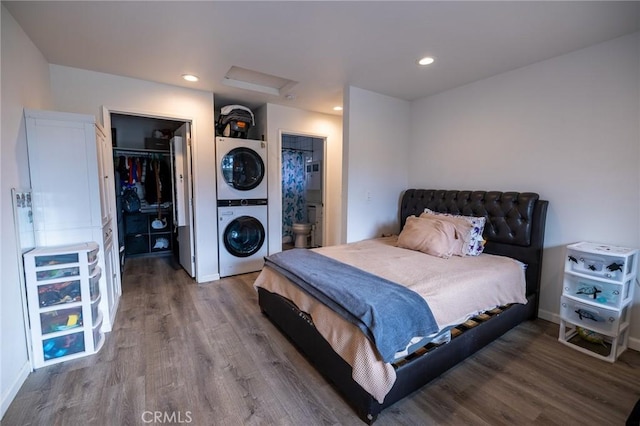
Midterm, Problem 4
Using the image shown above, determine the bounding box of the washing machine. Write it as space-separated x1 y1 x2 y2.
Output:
218 201 268 277
216 136 267 201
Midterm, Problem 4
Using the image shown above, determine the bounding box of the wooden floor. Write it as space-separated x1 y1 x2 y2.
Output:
4 256 640 426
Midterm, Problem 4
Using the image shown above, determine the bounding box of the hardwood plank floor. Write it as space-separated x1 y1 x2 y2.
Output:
3 255 639 425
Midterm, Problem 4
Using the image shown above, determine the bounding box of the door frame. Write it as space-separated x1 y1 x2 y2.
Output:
101 106 197 276
278 130 327 252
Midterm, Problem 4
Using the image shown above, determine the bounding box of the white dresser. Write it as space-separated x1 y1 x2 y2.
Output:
558 241 638 362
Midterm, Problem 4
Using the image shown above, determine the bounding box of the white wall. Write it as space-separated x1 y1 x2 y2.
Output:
48 65 219 283
263 103 342 254
0 5 54 417
409 33 640 348
343 86 411 242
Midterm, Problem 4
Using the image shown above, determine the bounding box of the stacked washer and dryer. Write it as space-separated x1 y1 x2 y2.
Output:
216 135 268 277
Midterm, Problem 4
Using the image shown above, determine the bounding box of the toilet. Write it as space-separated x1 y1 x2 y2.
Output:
292 222 312 248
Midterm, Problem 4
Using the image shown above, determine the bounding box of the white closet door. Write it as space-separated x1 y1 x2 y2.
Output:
172 123 195 277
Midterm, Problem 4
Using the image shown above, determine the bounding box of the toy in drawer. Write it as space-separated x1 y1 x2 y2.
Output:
566 242 637 283
560 295 628 335
563 273 631 309
38 280 81 307
42 331 85 360
40 307 83 334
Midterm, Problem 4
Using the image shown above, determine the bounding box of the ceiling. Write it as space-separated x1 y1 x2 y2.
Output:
4 1 640 115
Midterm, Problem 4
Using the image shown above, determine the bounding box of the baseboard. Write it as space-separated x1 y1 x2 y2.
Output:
537 309 560 324
197 273 220 283
1 361 31 419
538 309 639 352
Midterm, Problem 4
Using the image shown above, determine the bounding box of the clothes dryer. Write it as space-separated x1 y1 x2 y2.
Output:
217 201 268 277
216 137 267 201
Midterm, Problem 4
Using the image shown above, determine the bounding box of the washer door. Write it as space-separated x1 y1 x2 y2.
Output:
220 147 265 191
223 215 266 257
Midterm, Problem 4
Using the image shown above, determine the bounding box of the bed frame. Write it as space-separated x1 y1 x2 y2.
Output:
258 189 548 423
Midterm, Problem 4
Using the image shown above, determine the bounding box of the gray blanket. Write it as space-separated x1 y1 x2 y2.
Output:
264 249 438 363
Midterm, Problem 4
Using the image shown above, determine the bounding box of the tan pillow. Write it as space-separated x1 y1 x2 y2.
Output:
420 212 473 257
397 216 458 258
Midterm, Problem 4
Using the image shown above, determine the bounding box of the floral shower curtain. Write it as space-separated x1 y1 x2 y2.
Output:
282 150 306 242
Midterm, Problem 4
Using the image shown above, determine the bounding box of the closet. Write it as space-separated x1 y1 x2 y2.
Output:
110 114 192 273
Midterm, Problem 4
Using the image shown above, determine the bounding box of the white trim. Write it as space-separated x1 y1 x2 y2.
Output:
101 106 199 280
538 309 560 324
278 130 328 253
197 273 220 284
629 336 640 352
0 361 31 418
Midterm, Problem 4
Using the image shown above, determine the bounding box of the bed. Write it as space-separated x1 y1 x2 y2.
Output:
255 189 548 423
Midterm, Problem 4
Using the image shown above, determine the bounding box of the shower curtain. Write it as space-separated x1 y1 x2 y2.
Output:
282 150 306 242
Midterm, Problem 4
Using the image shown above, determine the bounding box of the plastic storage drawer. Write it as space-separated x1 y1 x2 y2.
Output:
566 243 636 283
89 267 101 300
39 307 83 334
560 295 628 335
91 297 101 321
34 252 78 267
563 273 630 309
38 280 82 307
42 331 85 360
36 266 80 281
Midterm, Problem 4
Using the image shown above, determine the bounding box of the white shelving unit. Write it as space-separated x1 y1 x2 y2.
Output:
558 241 638 362
24 242 104 369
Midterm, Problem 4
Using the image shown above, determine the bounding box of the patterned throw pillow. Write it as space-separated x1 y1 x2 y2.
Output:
423 208 486 256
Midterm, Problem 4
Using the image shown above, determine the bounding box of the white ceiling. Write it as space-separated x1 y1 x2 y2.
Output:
4 1 640 115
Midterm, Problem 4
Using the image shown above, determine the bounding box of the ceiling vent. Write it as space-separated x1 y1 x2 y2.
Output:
223 66 298 97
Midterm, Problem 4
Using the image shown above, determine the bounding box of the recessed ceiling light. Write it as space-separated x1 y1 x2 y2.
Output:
333 106 343 111
416 57 435 66
182 74 199 82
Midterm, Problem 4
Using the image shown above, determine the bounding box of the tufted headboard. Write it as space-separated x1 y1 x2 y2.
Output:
400 190 548 306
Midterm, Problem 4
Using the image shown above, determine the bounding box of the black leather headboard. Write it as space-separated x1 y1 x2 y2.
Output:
400 189 548 303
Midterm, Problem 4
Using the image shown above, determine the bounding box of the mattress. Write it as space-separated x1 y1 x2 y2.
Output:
254 236 527 403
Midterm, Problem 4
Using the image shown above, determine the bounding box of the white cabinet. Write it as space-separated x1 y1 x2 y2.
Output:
306 160 322 191
24 242 104 368
558 241 638 362
25 109 121 332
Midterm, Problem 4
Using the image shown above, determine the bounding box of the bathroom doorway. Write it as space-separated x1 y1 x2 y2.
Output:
281 133 325 250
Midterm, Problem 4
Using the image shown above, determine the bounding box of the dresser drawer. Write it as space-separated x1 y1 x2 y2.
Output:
560 295 628 335
563 273 631 309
